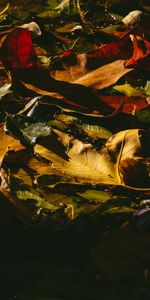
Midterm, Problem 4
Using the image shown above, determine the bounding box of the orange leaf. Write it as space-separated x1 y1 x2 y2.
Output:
125 35 150 71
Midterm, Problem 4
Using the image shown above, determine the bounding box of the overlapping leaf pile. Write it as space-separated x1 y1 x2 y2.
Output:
0 107 149 228
0 0 149 229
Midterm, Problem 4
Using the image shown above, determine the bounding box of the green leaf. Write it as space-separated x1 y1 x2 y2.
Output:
77 190 110 203
56 22 81 33
49 114 112 140
113 81 150 97
113 83 146 97
55 0 72 11
37 10 59 18
16 189 58 211
144 81 150 96
80 124 112 139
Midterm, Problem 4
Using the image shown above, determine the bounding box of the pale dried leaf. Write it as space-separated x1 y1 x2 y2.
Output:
52 60 133 90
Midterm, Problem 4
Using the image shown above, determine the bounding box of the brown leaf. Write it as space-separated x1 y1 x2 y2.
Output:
74 60 133 89
52 60 133 90
0 125 24 165
34 129 150 189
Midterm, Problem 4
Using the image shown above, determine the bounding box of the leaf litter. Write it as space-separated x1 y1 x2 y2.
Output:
0 0 149 231
0 2 150 300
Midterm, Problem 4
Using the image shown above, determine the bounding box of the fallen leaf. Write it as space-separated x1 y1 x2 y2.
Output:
0 125 24 165
56 22 82 33
77 190 110 203
125 35 150 71
0 2 10 22
33 128 150 189
0 27 38 71
20 80 86 109
113 83 146 97
122 10 142 28
74 60 133 90
0 83 12 99
55 0 72 11
16 189 58 211
52 60 133 90
100 95 149 113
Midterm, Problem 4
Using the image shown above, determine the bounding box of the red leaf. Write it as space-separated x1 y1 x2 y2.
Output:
0 28 38 71
53 35 133 70
86 38 131 67
100 95 149 114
